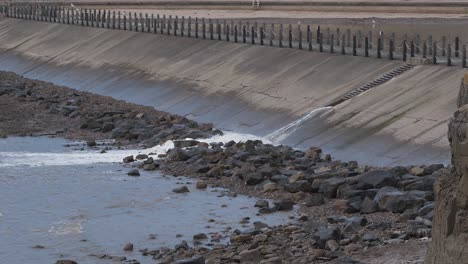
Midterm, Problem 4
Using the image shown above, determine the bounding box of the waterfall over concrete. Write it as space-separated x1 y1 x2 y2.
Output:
266 107 334 143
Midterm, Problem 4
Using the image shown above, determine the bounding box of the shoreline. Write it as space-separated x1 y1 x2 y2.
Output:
0 71 436 263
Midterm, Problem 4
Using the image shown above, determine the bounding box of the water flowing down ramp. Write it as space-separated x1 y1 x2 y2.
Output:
266 107 335 143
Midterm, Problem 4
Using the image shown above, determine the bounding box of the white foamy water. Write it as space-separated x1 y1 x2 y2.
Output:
266 107 334 143
0 132 269 167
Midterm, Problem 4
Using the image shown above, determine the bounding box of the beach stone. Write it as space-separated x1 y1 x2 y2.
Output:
127 169 140 177
255 200 269 208
326 240 340 251
360 197 378 213
314 227 341 248
173 256 205 264
244 173 264 185
274 200 294 211
123 243 134 251
56 261 78 264
196 182 207 189
101 122 114 133
374 187 425 213
193 233 208 240
263 182 278 192
135 154 148 160
423 164 444 175
410 166 425 176
86 139 96 147
239 248 262 262
166 148 190 161
289 172 305 183
357 169 403 189
284 180 312 193
123 155 134 163
173 140 200 148
304 193 324 207
173 186 190 193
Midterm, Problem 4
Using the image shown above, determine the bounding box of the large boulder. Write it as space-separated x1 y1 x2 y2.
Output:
357 169 405 190
373 187 425 213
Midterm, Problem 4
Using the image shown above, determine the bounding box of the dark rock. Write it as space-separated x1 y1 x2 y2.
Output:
418 203 434 217
175 240 189 251
193 233 208 240
255 200 269 208
270 175 289 185
244 173 264 186
166 148 191 162
360 197 378 214
135 154 148 160
284 180 312 193
173 140 200 148
173 186 190 193
196 182 207 189
304 193 324 207
423 164 444 175
319 178 348 198
314 227 342 248
86 139 97 147
101 122 114 133
343 217 368 233
173 256 205 264
127 169 140 177
374 187 425 213
123 243 134 251
123 155 134 163
357 169 404 190
362 232 379 242
274 200 295 211
56 260 78 264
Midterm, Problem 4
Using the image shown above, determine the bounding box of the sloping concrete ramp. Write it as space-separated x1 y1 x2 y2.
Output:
0 18 459 166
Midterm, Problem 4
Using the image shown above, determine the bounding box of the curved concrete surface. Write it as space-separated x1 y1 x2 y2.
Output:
0 18 458 165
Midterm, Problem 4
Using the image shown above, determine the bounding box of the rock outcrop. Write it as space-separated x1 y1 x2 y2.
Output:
427 74 468 263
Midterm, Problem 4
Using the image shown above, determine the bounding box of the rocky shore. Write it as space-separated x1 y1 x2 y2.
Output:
0 71 440 264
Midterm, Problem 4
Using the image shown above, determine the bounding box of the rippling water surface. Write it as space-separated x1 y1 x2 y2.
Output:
0 137 291 264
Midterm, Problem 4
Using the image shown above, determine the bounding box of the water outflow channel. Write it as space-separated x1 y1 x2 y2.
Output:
0 137 292 264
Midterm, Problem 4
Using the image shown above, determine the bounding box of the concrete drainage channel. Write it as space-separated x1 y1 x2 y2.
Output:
327 64 415 107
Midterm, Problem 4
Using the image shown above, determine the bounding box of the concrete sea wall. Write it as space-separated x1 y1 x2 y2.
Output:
0 18 461 165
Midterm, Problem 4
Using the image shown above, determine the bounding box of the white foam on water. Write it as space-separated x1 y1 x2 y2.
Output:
265 107 334 143
48 219 86 235
0 131 269 167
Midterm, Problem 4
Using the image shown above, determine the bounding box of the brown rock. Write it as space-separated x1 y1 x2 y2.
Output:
123 243 134 251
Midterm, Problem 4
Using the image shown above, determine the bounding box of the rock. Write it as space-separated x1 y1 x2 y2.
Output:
173 140 200 148
343 216 367 233
123 155 134 163
284 180 312 193
362 232 379 242
344 243 362 255
410 166 425 176
253 234 268 243
319 178 348 198
175 240 189 251
135 154 148 160
360 197 378 214
244 173 264 185
263 182 278 192
305 147 322 160
32 245 45 249
127 169 140 177
255 200 269 208
423 164 444 175
196 182 207 189
274 200 294 211
101 122 114 133
86 139 97 147
326 240 340 252
143 163 157 171
173 186 190 193
314 227 341 248
289 172 305 183
259 257 282 264
239 248 262 263
123 243 134 251
304 193 324 207
166 148 190 161
206 165 224 177
357 169 404 189
193 233 208 240
310 248 325 258
173 256 205 264
56 260 78 264
254 221 270 229
374 187 425 213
